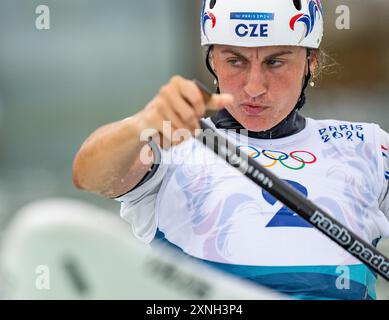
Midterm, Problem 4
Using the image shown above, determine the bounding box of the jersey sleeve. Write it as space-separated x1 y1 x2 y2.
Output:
115 140 169 244
379 128 389 219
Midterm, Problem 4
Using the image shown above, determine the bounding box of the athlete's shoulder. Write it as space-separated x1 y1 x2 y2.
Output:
379 127 389 180
308 118 380 145
379 127 389 142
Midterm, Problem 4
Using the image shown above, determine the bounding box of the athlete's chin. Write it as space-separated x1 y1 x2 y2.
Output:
236 115 275 132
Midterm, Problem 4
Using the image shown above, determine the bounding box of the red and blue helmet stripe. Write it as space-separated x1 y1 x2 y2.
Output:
290 0 322 39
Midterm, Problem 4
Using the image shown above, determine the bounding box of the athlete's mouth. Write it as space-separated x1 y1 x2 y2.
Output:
241 103 269 116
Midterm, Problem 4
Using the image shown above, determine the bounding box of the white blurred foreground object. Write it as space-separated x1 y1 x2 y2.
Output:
377 238 389 300
0 198 287 300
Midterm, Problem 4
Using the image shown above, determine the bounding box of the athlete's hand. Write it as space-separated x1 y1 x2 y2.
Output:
134 76 233 148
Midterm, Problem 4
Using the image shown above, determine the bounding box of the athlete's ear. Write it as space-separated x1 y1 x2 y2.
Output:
307 49 318 77
208 47 218 76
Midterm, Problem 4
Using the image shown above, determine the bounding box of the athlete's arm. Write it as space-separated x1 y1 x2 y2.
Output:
72 117 153 198
72 76 233 198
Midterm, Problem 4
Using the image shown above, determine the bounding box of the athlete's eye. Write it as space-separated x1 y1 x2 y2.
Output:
266 59 283 68
227 58 246 67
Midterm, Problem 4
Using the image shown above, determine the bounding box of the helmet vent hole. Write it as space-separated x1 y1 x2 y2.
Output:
293 0 302 10
210 0 217 10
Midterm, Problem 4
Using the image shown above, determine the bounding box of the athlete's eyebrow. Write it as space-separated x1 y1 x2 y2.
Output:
220 49 249 60
264 50 294 60
220 49 294 60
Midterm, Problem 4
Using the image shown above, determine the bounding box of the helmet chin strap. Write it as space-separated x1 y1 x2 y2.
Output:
206 46 220 93
295 48 312 111
207 46 312 139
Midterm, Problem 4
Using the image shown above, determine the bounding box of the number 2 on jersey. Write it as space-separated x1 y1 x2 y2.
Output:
263 180 313 228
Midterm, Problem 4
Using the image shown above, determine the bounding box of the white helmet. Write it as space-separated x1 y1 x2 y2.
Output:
201 0 324 49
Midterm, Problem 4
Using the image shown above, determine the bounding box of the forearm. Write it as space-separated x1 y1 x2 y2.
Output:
72 115 152 198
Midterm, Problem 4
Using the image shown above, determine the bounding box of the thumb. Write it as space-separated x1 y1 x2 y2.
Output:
206 93 234 111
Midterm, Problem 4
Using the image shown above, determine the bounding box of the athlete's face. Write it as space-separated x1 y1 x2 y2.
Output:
211 45 312 132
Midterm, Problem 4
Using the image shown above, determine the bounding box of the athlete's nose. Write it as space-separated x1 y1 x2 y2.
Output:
243 67 267 99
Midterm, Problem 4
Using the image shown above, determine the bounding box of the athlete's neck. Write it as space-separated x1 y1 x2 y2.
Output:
211 108 306 139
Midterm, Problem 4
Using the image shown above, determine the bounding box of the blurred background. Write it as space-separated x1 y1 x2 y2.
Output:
0 0 388 295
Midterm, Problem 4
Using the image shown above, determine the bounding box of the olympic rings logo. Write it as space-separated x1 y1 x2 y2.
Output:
238 146 317 170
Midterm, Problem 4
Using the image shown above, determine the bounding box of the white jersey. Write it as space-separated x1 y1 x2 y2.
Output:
117 117 389 300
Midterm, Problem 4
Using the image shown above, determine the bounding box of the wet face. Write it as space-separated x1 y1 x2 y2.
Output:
211 45 311 132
